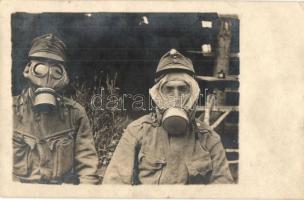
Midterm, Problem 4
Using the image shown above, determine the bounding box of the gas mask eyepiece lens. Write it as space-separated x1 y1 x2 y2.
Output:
33 63 49 78
50 64 64 80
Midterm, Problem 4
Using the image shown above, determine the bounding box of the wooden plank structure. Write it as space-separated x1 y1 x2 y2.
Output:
195 15 239 182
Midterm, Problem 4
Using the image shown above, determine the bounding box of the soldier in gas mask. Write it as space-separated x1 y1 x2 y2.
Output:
103 49 233 184
13 34 99 184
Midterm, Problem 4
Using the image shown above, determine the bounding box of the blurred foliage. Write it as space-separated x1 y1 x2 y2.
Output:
70 71 132 177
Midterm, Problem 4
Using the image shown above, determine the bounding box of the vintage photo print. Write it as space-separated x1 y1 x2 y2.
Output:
11 12 239 185
1 1 304 199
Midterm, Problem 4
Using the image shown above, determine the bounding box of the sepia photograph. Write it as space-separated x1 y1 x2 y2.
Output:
11 12 239 185
1 1 304 199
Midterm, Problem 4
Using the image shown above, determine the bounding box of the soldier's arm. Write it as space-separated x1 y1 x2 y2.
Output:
103 123 142 184
73 106 99 184
207 131 234 184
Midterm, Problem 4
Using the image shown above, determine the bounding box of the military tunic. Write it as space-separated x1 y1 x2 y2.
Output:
103 113 234 184
13 89 99 184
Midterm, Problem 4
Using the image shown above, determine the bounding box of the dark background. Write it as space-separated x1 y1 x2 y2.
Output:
11 12 239 96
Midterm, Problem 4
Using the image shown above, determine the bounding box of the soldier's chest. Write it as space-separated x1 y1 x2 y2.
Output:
141 126 207 160
138 126 212 184
14 108 74 139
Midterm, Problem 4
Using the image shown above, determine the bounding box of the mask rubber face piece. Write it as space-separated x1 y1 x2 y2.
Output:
24 60 69 113
162 107 189 136
27 60 68 90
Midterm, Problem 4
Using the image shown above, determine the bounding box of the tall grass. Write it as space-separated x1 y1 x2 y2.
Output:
70 72 131 177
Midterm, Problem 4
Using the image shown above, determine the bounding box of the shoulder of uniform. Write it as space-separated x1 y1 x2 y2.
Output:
62 97 84 109
126 113 155 129
195 119 212 133
123 114 155 144
12 95 21 106
195 119 221 150
62 96 76 106
61 97 88 118
195 119 219 137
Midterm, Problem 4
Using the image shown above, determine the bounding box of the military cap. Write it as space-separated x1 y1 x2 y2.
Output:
156 49 195 78
28 33 67 62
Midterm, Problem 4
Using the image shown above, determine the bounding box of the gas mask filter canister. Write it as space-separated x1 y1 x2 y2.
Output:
162 107 189 136
33 87 57 112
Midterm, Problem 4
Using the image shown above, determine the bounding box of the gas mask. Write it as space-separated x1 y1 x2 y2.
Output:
23 59 69 112
149 72 200 136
